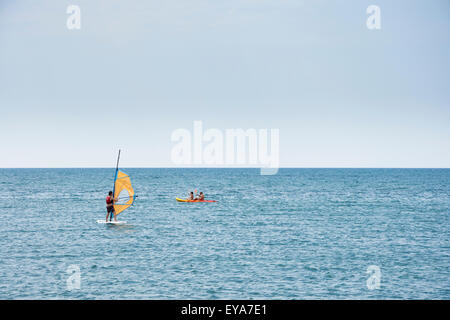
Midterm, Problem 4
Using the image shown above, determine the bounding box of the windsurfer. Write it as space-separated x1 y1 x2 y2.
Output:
106 191 117 222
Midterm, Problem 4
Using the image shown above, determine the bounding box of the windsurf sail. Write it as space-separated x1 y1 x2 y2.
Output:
113 170 135 215
111 150 136 217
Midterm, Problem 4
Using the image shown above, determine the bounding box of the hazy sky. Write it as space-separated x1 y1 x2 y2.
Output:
0 0 449 167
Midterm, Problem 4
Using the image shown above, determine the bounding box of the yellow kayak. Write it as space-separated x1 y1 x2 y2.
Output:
176 197 217 203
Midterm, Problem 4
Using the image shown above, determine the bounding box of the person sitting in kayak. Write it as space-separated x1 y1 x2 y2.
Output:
188 191 194 200
106 191 117 222
194 192 204 200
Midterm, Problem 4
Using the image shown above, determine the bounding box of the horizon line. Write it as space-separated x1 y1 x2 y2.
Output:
0 167 449 169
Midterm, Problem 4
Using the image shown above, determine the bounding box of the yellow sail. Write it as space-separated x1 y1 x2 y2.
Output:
113 170 135 215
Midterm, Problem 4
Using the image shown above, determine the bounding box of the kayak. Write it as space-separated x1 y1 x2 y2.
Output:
176 198 217 203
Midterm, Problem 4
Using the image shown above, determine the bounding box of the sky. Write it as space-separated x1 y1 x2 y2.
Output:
0 0 449 168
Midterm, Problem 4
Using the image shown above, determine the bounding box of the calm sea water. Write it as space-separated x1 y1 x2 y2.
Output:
0 168 448 299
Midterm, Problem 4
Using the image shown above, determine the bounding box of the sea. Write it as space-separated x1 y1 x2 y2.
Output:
0 168 448 299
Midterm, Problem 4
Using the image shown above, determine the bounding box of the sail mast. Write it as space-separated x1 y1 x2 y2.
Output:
111 149 121 221
115 149 121 175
